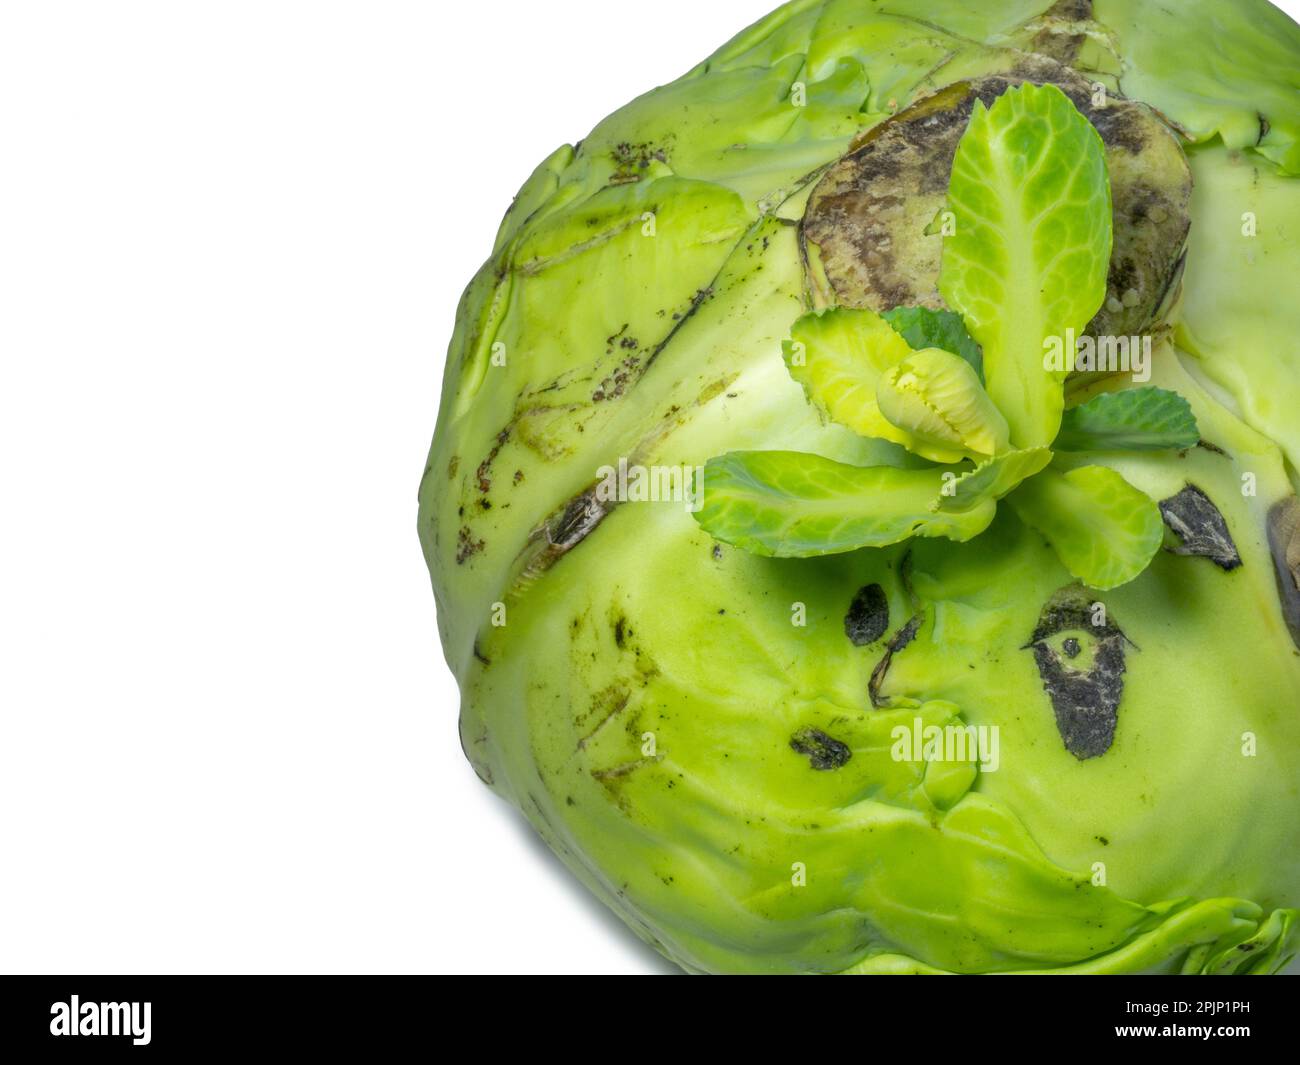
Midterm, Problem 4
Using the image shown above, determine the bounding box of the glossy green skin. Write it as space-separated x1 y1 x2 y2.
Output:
419 0 1300 973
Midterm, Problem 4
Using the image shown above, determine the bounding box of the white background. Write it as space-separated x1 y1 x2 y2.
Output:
1 0 1297 976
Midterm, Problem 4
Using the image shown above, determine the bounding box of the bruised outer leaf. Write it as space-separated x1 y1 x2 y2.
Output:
1159 485 1243 571
782 308 916 446
694 452 997 558
940 83 1113 449
1007 465 1164 590
1056 387 1200 452
935 447 1053 514
882 306 984 378
876 347 1010 463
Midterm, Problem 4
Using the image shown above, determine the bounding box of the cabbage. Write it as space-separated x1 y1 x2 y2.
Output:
418 0 1300 974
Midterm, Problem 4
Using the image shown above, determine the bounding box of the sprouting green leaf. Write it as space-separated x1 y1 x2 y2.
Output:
934 448 1053 514
1006 465 1164 590
695 451 997 558
939 83 1113 450
881 306 983 379
1054 387 1200 452
782 308 915 447
876 347 1009 464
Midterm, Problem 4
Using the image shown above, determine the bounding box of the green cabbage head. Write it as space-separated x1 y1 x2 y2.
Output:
419 0 1300 974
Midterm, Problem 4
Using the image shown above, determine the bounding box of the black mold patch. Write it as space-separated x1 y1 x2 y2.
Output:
550 488 616 552
1268 498 1300 650
1159 485 1243 571
790 728 852 771
869 613 923 709
845 584 890 646
1026 589 1133 760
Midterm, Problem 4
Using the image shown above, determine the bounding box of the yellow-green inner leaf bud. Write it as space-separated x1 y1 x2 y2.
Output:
876 347 1010 463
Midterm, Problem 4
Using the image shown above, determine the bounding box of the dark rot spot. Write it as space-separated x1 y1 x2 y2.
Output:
509 481 621 590
845 583 890 646
1159 485 1243 571
456 526 485 565
1025 588 1134 760
869 613 923 709
1029 1 1095 65
1268 498 1300 650
550 489 614 551
790 728 852 771
475 427 511 496
610 140 669 184
801 53 1190 344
